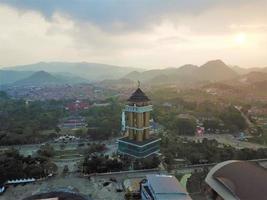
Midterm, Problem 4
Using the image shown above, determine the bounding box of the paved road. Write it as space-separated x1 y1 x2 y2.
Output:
88 159 267 179
183 133 266 150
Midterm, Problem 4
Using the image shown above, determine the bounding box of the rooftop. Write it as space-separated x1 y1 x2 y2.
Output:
205 160 267 200
146 175 191 200
127 88 150 102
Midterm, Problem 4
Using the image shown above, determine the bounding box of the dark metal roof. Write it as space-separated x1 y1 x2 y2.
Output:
127 88 150 102
207 160 267 200
146 175 191 200
147 175 186 194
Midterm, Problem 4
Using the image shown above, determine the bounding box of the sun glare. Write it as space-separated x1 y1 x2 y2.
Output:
234 33 247 45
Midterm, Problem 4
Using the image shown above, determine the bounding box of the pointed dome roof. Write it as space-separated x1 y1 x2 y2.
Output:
128 88 150 102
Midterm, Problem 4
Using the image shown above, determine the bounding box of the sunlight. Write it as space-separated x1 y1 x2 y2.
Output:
234 33 247 45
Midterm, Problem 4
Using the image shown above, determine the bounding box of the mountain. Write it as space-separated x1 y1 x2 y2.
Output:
197 60 237 81
98 78 136 89
124 65 198 82
226 71 267 86
231 66 266 75
124 60 237 86
3 62 143 81
0 70 34 85
261 67 267 73
202 71 267 98
13 71 68 86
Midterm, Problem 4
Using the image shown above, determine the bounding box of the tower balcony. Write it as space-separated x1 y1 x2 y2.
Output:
125 105 153 113
126 126 151 131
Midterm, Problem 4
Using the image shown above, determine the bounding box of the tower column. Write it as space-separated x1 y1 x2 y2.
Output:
137 113 143 142
128 112 134 139
144 112 150 139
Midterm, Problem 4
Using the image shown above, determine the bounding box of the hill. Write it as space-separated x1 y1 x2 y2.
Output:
0 70 34 85
197 60 237 81
124 60 237 86
201 71 267 99
227 71 267 86
98 78 136 89
231 66 267 75
4 62 143 81
13 71 69 86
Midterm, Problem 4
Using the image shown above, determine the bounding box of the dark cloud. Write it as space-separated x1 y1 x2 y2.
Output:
0 0 259 32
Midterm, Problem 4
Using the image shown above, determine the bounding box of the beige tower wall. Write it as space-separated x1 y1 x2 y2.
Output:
126 101 152 141
137 113 144 142
128 112 134 139
144 112 150 139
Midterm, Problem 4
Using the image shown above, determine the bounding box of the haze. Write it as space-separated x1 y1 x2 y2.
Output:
0 0 266 69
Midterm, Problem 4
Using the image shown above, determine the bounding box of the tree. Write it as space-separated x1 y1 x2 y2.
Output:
173 118 196 135
220 106 247 132
55 127 61 134
63 165 69 174
203 119 221 132
37 144 55 158
0 150 55 184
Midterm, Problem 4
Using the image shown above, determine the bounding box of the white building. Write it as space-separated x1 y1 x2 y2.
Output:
141 175 191 200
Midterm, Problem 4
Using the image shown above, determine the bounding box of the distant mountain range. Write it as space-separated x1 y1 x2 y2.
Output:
0 70 34 85
3 62 142 81
1 60 266 88
202 71 267 97
124 60 238 86
231 66 267 75
0 70 89 86
14 71 67 86
226 71 267 86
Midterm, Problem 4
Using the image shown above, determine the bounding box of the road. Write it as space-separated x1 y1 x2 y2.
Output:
182 133 266 150
87 158 267 180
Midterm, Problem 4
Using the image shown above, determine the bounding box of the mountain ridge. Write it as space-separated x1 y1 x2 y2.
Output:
124 60 238 86
3 61 144 81
12 71 88 86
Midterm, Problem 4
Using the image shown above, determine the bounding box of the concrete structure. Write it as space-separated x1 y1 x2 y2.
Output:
59 116 86 129
117 87 160 158
140 174 191 200
205 160 267 200
65 100 90 112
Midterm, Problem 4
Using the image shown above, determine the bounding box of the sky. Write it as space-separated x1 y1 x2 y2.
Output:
0 0 266 69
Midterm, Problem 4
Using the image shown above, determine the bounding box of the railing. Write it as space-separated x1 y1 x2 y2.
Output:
126 126 151 131
125 105 153 113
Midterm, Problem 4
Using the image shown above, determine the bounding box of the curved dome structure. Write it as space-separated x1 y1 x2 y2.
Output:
205 160 267 200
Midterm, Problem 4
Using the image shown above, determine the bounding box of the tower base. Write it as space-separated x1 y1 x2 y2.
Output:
117 136 161 159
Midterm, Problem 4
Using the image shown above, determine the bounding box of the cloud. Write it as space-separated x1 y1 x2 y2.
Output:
1 0 266 32
0 1 266 68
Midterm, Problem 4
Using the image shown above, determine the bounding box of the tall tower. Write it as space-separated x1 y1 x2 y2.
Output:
126 87 151 141
117 86 161 158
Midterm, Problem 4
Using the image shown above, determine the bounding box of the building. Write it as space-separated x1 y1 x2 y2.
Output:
54 135 80 143
117 87 161 158
65 100 90 112
140 175 192 200
59 116 86 129
205 160 267 200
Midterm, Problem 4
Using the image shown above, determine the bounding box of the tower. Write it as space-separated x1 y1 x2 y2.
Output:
117 85 161 158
